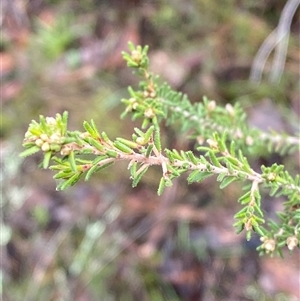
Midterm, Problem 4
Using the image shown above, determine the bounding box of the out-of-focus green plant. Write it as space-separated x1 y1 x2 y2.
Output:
244 283 295 301
32 14 86 61
21 42 300 256
1 144 27 245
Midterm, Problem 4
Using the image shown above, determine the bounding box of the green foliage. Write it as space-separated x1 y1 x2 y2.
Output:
32 15 83 61
21 43 300 256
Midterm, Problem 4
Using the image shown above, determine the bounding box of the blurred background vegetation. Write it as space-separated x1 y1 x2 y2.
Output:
1 0 299 300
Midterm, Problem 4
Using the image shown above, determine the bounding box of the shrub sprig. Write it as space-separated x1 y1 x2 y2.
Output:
21 42 300 256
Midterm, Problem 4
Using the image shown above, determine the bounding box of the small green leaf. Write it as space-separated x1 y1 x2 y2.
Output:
57 172 82 190
95 161 114 172
127 41 135 51
101 132 111 143
217 172 226 182
132 166 149 187
20 146 41 157
238 150 252 173
116 138 139 149
106 150 118 158
90 119 100 137
213 132 226 152
230 141 236 157
113 141 133 154
141 118 149 129
157 177 166 196
92 155 108 165
238 191 251 203
165 178 173 187
145 144 154 158
153 117 162 152
209 151 222 167
253 203 264 217
171 149 183 160
85 164 99 181
166 164 181 177
130 162 137 178
226 162 235 174
39 115 48 132
68 151 77 172
186 151 198 165
22 142 36 148
43 151 52 169
85 137 104 151
197 146 212 153
62 111 68 125
76 159 92 164
234 206 248 218
83 121 98 138
142 45 149 55
53 170 74 179
219 176 236 189
226 157 240 167
254 189 261 206
180 151 189 161
127 86 136 97
187 170 212 184
252 213 265 223
58 111 68 136
269 185 279 196
235 223 244 234
144 125 155 141
134 127 145 137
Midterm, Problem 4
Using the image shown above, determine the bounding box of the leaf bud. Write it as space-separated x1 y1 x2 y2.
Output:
235 128 243 139
41 142 50 152
207 100 216 112
40 134 49 141
50 144 61 152
225 103 235 116
80 132 90 139
50 133 62 143
246 136 254 146
267 172 276 181
61 145 72 156
144 108 155 119
131 50 142 63
136 137 146 145
35 139 44 147
286 236 298 250
25 131 32 138
46 117 57 125
262 238 276 252
244 219 253 231
197 135 204 145
149 91 156 98
129 98 136 103
207 139 218 149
